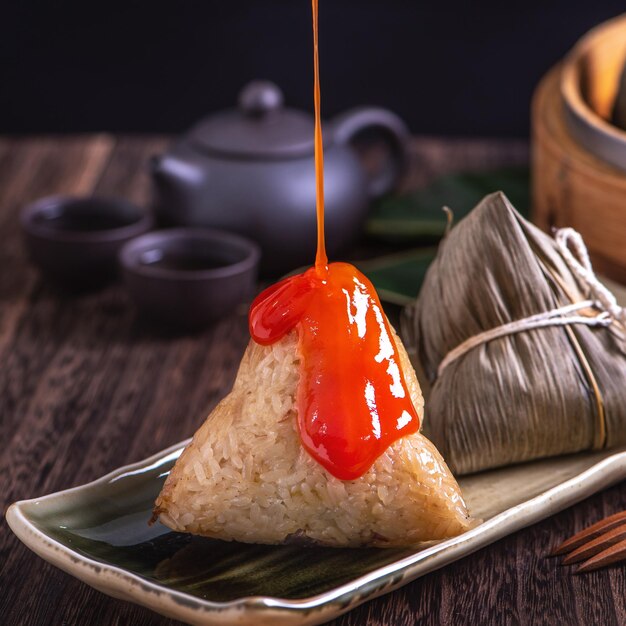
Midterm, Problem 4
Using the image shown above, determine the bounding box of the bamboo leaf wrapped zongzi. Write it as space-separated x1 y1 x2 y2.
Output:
404 192 626 475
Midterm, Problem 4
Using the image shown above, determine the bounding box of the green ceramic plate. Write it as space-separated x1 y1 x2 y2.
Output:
6 440 626 626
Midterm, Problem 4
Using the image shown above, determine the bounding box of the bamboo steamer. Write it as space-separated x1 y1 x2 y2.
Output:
532 15 626 284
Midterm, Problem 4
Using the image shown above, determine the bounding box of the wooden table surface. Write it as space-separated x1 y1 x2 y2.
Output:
1 135 625 626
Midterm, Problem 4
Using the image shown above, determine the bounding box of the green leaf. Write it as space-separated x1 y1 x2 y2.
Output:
367 166 530 243
357 248 437 306
360 166 530 303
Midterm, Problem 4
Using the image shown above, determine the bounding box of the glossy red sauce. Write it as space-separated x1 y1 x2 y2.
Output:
250 263 420 479
248 0 419 480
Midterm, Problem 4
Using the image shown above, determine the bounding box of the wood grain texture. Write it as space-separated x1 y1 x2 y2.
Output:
0 135 624 626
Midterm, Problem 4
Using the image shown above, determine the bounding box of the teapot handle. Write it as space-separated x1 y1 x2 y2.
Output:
331 107 409 198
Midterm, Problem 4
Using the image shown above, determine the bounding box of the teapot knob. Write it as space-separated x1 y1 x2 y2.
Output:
238 81 284 117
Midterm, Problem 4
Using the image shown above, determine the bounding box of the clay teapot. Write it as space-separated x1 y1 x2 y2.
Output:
151 80 409 274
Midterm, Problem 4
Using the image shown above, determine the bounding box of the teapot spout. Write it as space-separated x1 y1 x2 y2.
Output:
150 154 204 185
150 152 208 227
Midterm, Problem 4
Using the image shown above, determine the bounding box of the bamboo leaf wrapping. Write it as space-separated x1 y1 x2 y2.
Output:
404 192 626 475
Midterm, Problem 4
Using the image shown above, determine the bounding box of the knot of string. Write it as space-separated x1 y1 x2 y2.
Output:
555 227 625 325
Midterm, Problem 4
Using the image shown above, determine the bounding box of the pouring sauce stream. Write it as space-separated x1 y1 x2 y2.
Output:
249 0 419 480
312 0 327 271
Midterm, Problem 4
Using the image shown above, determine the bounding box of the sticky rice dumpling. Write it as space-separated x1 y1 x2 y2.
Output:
155 0 471 547
404 192 626 475
154 324 472 548
154 60 474 550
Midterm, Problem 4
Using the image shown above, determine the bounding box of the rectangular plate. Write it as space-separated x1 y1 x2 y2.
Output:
6 441 626 626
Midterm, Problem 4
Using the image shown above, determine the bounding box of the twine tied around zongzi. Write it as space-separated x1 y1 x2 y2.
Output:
437 227 624 379
555 228 626 326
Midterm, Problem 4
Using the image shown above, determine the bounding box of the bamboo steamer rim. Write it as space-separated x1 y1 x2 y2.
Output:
560 13 626 169
534 66 626 188
532 65 626 283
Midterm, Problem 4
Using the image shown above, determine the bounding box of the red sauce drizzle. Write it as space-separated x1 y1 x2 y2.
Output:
248 0 419 480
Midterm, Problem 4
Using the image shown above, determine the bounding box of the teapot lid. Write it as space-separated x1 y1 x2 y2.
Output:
189 81 316 158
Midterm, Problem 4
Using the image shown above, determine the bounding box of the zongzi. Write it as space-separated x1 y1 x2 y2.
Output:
154 317 471 547
404 192 626 475
153 0 472 547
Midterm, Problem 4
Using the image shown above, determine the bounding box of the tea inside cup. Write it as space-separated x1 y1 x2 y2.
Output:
20 195 153 288
119 228 261 330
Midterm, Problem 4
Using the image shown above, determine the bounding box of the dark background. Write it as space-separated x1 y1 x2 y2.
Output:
1 1 624 137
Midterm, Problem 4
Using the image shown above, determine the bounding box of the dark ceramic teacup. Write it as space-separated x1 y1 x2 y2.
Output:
119 228 260 329
20 195 153 288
